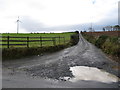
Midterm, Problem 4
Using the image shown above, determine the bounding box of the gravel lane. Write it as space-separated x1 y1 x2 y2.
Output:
2 33 119 88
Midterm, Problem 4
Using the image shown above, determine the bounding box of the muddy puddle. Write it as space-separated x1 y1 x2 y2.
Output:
62 66 119 83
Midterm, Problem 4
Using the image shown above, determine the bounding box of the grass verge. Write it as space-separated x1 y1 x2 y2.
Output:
82 32 120 63
2 44 69 60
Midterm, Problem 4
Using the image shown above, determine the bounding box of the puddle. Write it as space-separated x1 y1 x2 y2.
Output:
63 66 119 83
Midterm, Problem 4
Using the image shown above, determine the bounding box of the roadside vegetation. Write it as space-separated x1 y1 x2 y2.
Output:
2 31 79 60
82 32 120 63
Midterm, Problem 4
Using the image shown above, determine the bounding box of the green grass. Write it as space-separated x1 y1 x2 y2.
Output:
1 32 75 48
2 32 79 60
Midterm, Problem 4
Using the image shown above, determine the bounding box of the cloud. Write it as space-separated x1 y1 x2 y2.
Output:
94 6 118 30
20 17 78 32
118 1 120 25
20 16 46 32
0 0 119 33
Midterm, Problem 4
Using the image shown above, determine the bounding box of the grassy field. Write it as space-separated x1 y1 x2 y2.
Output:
2 32 80 60
1 32 75 48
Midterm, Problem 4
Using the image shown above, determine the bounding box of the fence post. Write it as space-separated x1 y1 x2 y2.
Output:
7 36 9 48
64 37 65 44
27 37 29 48
40 36 42 47
53 37 56 46
59 36 60 44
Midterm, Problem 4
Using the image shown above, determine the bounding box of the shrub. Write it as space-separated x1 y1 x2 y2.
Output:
75 31 79 34
82 34 96 44
95 35 108 48
109 37 119 44
82 33 120 62
70 32 79 45
2 44 70 60
103 39 120 57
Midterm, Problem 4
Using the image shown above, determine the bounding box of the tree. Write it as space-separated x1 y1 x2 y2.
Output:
103 28 105 31
113 25 120 31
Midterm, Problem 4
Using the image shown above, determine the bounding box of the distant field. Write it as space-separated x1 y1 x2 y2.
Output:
1 32 74 48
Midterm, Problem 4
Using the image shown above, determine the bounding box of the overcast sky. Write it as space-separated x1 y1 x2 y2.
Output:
0 0 119 33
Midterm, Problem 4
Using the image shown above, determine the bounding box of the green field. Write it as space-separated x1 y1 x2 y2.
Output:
1 32 74 48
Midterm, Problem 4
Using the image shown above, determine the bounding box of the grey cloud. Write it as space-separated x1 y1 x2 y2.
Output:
95 7 118 30
20 16 79 32
50 7 118 32
82 7 118 31
20 5 118 33
20 16 46 32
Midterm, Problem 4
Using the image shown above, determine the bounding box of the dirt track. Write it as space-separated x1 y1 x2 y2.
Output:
2 34 119 88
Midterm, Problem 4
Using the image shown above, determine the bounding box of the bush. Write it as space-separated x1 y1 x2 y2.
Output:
70 32 79 45
82 33 120 62
109 37 119 44
95 35 108 48
75 31 79 34
102 39 120 57
2 44 70 60
82 34 96 44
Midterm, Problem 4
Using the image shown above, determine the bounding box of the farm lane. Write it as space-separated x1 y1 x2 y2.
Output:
2 33 119 88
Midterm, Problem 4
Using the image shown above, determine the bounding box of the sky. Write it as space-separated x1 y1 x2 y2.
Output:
0 0 119 33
